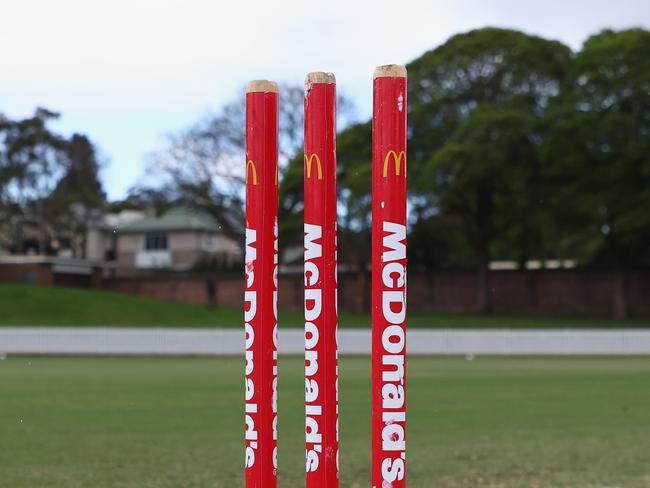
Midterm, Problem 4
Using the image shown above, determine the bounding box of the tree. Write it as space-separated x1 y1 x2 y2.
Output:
144 83 315 241
0 108 67 253
428 105 537 311
408 28 571 312
53 135 105 208
544 28 650 318
115 186 174 215
48 134 107 257
408 212 473 271
146 82 355 247
0 111 107 257
321 28 570 311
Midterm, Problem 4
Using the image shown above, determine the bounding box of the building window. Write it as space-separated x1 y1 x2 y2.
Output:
145 233 168 250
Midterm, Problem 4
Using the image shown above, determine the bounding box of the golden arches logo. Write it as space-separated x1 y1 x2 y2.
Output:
304 153 323 180
382 150 406 177
246 160 257 185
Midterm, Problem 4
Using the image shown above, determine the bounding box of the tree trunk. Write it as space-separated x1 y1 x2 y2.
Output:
354 265 368 313
518 222 529 270
612 270 628 320
39 221 47 254
477 247 491 314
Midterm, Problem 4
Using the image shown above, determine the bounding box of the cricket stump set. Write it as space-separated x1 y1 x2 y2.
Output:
244 64 407 487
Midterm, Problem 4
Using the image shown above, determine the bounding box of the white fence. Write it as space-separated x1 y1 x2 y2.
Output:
1 327 650 356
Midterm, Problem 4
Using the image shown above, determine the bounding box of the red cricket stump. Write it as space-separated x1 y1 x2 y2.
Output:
371 65 408 488
304 72 339 487
244 80 279 488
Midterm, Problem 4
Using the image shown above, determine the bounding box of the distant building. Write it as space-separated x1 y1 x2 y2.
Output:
114 207 241 274
85 209 145 261
488 259 577 270
0 255 107 287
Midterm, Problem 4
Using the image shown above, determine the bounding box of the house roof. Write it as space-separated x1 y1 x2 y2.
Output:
118 207 222 234
96 210 145 230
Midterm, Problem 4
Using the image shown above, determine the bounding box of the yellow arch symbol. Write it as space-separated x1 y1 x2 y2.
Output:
246 160 257 185
304 153 323 180
383 150 406 177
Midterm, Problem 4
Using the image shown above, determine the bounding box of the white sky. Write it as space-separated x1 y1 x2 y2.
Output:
2 0 649 200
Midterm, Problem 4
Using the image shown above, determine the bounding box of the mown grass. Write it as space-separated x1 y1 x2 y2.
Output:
0 356 649 487
1 284 649 328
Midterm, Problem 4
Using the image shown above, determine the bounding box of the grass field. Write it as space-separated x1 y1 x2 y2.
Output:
2 284 649 328
1 356 649 487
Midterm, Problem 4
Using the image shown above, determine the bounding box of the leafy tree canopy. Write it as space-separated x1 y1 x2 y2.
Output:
544 28 650 267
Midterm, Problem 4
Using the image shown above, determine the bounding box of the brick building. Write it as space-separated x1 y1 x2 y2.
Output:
114 207 241 275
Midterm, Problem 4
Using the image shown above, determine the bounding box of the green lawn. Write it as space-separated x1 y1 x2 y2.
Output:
0 357 649 487
1 284 649 328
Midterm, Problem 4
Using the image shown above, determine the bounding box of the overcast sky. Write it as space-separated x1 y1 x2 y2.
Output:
2 0 649 200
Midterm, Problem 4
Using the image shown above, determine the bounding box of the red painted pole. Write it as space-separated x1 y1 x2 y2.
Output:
371 65 408 488
304 71 339 488
244 80 279 488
